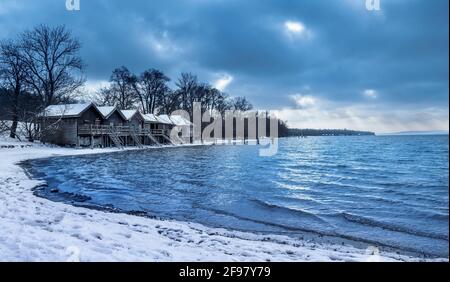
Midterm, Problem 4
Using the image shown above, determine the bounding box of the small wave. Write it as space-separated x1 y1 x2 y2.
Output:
360 195 405 205
57 192 92 202
337 212 449 241
250 199 328 223
202 205 335 237
274 195 324 206
428 213 449 221
203 204 449 258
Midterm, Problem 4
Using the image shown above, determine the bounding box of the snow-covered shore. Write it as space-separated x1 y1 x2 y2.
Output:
0 139 445 262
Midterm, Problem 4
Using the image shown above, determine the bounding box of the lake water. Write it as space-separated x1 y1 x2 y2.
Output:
25 135 449 257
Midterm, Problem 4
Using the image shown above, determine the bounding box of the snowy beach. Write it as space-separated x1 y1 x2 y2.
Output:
0 138 446 262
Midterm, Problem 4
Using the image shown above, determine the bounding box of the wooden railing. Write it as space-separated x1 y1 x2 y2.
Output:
78 125 108 135
78 125 167 136
150 129 164 136
134 128 165 136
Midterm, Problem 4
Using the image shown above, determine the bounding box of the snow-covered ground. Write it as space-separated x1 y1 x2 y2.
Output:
0 137 446 262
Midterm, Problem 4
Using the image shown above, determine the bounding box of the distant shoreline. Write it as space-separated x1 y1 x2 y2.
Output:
379 131 449 136
288 129 449 137
288 128 375 137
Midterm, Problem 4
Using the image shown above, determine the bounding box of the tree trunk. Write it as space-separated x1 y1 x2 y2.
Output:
9 86 20 139
9 118 18 138
27 133 34 142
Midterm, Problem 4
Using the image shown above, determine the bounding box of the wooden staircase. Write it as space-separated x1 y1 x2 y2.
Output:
161 134 175 145
147 132 161 146
171 134 185 145
130 128 144 148
107 127 124 149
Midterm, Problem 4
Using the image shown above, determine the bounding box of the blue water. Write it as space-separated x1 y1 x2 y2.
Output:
26 135 449 257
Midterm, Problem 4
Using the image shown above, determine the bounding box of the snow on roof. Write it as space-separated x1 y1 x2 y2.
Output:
141 113 159 123
42 103 93 118
97 106 128 120
121 110 139 121
156 114 174 125
170 115 193 126
97 106 117 118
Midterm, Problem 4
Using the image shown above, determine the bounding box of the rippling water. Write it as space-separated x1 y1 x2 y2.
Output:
26 135 449 257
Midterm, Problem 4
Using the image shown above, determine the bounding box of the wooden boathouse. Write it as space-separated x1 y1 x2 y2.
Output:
39 103 191 148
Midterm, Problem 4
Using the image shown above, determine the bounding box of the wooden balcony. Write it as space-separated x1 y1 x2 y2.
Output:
78 125 166 136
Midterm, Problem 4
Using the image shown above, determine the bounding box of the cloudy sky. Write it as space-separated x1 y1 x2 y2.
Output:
0 0 448 133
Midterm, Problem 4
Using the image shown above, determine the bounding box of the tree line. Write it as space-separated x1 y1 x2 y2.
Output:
95 66 253 116
288 128 375 136
1 24 283 141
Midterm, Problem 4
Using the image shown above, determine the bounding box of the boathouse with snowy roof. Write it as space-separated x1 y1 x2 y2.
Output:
39 103 183 148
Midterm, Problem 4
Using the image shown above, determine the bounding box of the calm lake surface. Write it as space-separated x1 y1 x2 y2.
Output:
26 135 449 257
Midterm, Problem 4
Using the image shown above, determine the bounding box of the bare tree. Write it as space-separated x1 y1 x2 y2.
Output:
207 87 225 111
20 25 85 107
0 40 28 138
214 93 231 116
230 96 253 112
19 107 66 142
0 120 9 135
175 73 198 113
98 66 138 109
96 86 115 106
132 69 170 114
158 89 180 114
173 72 234 116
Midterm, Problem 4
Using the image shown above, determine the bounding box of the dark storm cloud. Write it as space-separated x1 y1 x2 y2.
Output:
0 0 448 110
